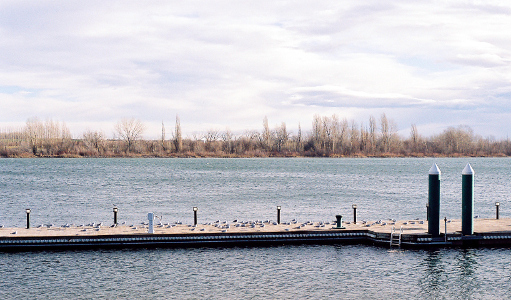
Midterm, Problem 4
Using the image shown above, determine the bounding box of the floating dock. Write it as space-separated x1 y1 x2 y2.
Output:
1 218 511 251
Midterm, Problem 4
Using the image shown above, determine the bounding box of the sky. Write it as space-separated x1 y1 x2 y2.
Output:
1 0 511 139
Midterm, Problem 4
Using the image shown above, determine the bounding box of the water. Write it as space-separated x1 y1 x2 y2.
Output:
0 157 510 299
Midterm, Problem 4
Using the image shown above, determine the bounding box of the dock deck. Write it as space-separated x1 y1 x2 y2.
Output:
1 218 511 251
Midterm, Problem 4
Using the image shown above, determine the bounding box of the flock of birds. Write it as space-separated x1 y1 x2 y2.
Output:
2 216 462 235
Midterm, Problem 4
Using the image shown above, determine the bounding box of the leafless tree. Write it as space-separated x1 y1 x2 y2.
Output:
222 129 234 154
161 121 168 152
296 123 303 152
173 115 183 153
262 116 271 150
369 115 377 154
83 129 105 154
115 117 144 153
275 122 289 152
349 120 360 154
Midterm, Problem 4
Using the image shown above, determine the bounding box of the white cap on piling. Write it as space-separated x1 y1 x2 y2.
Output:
462 163 474 175
429 163 441 175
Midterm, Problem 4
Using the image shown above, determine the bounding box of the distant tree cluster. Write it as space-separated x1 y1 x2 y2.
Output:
1 114 510 158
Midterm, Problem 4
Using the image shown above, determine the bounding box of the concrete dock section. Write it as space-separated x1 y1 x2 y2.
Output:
1 218 511 251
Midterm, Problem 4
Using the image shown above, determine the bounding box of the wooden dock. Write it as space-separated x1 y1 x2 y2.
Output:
1 218 511 251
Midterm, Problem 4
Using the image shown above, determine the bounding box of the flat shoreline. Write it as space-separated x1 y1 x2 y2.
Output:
1 218 511 251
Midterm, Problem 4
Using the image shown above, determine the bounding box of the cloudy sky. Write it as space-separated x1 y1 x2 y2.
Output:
1 1 510 139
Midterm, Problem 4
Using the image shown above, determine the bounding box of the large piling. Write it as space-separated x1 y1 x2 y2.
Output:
428 164 441 237
462 163 475 235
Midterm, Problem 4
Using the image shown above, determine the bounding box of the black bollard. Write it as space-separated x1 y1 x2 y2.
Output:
352 204 357 224
496 202 500 220
333 215 345 229
113 207 118 225
277 206 281 224
193 207 198 226
25 208 31 229
426 203 429 221
444 217 447 242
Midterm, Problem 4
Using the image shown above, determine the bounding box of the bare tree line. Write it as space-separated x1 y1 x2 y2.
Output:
1 114 511 157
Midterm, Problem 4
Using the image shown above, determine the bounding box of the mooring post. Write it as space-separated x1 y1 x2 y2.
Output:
277 206 281 224
444 217 447 243
148 212 154 234
352 204 357 224
333 215 345 229
193 207 198 226
426 203 429 221
113 207 118 225
25 208 31 229
462 163 474 235
496 202 500 220
428 164 441 237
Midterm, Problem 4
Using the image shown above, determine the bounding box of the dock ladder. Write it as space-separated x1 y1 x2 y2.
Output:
390 226 403 248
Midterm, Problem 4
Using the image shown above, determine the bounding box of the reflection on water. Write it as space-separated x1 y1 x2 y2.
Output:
456 249 479 299
0 245 510 299
418 250 444 298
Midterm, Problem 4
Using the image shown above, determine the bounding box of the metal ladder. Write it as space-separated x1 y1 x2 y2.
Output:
390 226 403 248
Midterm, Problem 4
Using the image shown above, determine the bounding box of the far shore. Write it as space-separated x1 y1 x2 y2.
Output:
1 150 510 159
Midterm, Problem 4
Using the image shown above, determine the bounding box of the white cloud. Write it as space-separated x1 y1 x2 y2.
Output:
0 1 511 139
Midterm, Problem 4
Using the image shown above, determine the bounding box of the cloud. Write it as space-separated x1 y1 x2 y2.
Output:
0 1 511 138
